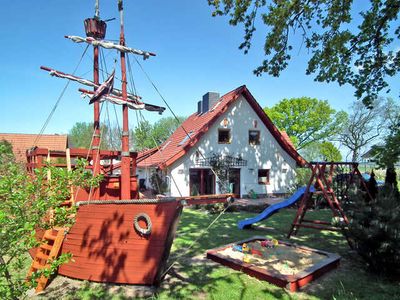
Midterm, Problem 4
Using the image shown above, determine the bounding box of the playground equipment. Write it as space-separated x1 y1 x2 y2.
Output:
288 161 372 237
238 161 372 237
237 186 315 229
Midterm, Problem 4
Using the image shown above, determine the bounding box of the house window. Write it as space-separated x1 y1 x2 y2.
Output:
218 128 231 144
258 169 270 184
249 130 260 145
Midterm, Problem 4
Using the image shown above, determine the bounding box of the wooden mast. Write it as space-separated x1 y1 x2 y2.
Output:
84 0 106 199
118 0 131 199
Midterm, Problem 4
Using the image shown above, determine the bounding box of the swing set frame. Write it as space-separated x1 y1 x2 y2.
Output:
288 161 373 238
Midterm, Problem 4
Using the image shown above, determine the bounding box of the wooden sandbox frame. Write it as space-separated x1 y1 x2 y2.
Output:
206 236 340 292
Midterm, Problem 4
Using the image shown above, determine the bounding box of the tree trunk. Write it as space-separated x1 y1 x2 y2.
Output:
351 149 359 162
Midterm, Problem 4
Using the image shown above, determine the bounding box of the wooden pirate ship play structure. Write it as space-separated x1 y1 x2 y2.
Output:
26 0 233 291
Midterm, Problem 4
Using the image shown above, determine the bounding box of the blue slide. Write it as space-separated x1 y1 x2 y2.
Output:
238 186 315 229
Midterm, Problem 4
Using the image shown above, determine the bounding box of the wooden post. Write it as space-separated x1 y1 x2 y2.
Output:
66 148 75 204
91 37 101 200
119 0 132 200
46 150 51 181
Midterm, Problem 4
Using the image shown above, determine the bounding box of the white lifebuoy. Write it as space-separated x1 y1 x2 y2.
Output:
134 213 152 236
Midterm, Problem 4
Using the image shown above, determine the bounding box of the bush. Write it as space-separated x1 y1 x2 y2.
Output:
204 203 227 214
294 167 312 189
344 185 400 276
149 171 169 194
0 159 102 299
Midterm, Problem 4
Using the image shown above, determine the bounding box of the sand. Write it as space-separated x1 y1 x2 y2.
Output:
218 241 326 276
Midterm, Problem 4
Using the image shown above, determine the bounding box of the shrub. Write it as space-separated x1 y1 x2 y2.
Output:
0 159 102 299
149 171 169 194
344 185 400 276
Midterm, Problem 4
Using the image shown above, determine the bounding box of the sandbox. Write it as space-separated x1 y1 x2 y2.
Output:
206 236 340 291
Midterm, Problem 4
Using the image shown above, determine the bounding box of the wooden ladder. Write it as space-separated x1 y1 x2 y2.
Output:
26 227 66 293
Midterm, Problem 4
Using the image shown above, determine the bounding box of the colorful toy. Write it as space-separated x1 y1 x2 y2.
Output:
232 245 242 252
242 243 250 253
250 249 263 256
243 254 252 263
261 239 279 248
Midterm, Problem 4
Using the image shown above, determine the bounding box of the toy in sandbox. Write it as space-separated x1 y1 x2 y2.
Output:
206 236 340 292
237 162 373 237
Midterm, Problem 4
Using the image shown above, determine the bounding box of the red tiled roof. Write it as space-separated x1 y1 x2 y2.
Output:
280 131 296 150
138 85 307 169
0 133 68 163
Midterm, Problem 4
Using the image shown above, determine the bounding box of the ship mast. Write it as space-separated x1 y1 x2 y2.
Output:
84 0 107 199
118 0 131 199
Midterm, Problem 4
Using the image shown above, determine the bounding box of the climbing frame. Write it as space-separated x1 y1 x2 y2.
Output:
287 162 371 238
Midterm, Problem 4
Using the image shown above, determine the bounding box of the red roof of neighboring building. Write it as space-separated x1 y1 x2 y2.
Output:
138 85 307 169
0 133 68 163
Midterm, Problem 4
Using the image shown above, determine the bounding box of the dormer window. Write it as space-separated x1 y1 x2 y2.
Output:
249 130 260 145
218 128 231 144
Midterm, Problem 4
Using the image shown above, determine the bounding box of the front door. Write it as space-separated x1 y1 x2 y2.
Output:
229 168 241 196
189 169 215 196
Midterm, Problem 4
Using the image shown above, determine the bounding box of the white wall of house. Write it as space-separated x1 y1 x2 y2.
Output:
166 95 297 197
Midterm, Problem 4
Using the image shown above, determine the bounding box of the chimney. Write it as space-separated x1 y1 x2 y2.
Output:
202 92 220 113
197 101 202 115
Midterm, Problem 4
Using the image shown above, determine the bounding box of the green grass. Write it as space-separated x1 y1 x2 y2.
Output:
37 208 400 299
155 208 400 300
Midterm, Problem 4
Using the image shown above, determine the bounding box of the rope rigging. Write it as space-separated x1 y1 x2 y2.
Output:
34 44 90 146
161 200 234 279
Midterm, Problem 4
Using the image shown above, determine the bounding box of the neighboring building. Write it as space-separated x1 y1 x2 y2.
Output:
0 133 68 163
137 85 306 198
360 146 400 171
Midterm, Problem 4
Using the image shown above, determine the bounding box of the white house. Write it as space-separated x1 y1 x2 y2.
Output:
137 85 306 198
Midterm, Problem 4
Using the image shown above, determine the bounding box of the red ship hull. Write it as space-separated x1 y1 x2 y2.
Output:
58 200 182 285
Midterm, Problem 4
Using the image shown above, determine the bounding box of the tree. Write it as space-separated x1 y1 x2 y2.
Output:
319 141 342 161
0 140 15 167
132 120 155 151
152 117 186 145
369 99 400 187
338 98 387 162
0 159 102 299
68 122 110 149
208 0 400 106
344 185 400 276
132 117 185 151
264 97 346 150
301 141 342 162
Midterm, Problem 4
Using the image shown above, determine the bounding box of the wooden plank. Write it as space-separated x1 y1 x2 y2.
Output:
293 223 341 231
58 201 181 285
27 228 66 293
66 148 75 204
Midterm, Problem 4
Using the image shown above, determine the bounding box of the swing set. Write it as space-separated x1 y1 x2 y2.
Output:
288 161 373 238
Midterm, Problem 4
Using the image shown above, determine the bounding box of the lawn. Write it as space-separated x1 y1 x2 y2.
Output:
155 208 399 300
35 207 400 299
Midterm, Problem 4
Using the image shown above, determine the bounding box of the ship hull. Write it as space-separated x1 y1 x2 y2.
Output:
58 200 182 285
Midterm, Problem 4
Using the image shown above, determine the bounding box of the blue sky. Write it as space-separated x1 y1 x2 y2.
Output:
0 0 399 136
